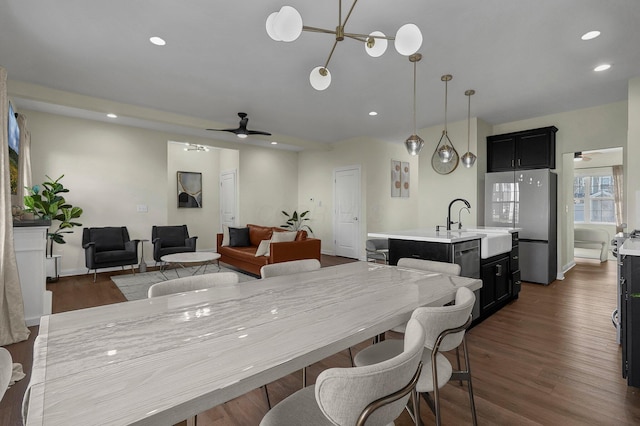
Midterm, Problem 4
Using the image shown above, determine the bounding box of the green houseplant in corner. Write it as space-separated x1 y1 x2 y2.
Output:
281 210 313 234
23 175 83 261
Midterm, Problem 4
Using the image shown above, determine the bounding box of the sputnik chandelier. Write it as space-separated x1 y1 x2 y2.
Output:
266 1 423 90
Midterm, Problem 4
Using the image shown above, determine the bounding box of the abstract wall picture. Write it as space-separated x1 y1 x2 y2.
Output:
177 171 202 208
391 160 401 197
391 160 410 198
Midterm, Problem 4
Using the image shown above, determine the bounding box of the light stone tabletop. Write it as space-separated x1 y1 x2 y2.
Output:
26 262 482 425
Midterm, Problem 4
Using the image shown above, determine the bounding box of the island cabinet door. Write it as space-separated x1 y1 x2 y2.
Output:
388 239 450 266
480 255 510 313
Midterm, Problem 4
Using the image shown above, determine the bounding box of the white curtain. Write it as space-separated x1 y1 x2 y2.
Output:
613 165 624 233
16 113 32 203
0 66 30 345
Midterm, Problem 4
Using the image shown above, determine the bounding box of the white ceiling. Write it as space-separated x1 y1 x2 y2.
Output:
2 0 640 150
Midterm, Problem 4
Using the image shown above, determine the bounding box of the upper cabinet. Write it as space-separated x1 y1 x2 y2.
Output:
487 126 558 172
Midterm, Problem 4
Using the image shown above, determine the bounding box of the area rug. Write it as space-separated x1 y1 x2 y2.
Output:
111 264 257 301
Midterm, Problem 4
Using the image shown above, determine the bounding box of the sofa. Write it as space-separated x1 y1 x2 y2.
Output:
216 224 321 276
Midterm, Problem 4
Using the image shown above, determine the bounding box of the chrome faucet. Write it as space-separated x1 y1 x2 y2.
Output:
447 198 471 230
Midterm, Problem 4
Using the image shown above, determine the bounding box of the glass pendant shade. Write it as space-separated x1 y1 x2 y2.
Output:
395 24 423 56
405 134 424 156
461 152 477 167
310 66 331 90
365 31 388 57
437 144 454 162
270 6 303 42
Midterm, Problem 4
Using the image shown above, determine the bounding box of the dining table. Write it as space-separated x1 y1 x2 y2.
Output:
25 261 482 425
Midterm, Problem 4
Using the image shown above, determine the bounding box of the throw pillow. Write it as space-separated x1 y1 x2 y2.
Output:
271 231 297 243
221 225 230 247
255 239 271 257
229 227 251 247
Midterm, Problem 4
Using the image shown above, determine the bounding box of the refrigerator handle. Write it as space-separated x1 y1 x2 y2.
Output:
517 158 521 167
511 159 514 168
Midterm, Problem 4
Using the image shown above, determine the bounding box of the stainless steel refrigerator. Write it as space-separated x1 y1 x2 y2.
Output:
485 169 557 284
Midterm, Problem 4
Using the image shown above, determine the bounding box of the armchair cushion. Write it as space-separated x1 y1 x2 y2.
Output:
91 228 125 251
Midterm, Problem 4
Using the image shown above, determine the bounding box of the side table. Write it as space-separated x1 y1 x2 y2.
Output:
138 239 149 273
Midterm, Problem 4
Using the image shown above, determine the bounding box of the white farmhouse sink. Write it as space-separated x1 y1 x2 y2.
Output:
480 233 512 259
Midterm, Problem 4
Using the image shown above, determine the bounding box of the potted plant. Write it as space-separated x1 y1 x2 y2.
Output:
23 175 83 280
281 210 313 234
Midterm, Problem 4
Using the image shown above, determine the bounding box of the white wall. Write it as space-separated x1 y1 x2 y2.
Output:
627 78 640 231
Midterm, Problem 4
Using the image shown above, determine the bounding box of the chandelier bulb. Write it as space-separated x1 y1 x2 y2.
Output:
310 66 331 90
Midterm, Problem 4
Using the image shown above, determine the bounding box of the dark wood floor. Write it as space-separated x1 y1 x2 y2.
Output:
2 256 640 425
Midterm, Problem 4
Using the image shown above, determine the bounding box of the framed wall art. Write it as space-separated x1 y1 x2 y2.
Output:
391 160 410 198
177 171 202 208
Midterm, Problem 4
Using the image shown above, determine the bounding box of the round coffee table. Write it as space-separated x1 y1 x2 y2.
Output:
160 252 221 279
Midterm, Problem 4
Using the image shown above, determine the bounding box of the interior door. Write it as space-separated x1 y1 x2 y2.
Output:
220 169 237 230
334 166 361 259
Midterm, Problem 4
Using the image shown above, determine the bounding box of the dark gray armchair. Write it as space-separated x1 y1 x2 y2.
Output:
152 225 197 263
83 227 140 281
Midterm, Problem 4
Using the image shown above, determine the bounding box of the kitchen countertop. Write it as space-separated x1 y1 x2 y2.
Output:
368 229 485 243
461 226 521 234
619 238 640 256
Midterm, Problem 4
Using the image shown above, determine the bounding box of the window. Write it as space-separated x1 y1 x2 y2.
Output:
574 170 615 224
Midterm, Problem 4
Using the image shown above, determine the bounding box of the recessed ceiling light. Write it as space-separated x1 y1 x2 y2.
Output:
594 64 611 72
581 30 601 41
149 36 166 46
271 141 278 145
107 113 117 118
369 111 378 116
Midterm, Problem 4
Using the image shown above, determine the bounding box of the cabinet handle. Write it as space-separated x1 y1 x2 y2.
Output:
496 264 503 276
513 255 519 260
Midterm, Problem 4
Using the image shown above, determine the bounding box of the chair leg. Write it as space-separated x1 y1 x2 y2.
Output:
302 367 307 388
455 347 463 386
186 415 197 426
93 270 97 282
409 389 421 426
461 338 478 426
348 347 354 367
262 385 271 409
130 264 136 275
431 352 442 426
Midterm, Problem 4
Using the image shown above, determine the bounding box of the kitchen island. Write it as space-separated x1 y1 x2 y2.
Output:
369 227 520 323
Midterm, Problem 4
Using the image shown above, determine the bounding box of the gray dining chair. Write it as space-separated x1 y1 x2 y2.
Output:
147 272 239 298
22 335 46 423
366 239 389 264
397 258 461 275
354 287 478 426
0 347 12 402
260 318 426 426
260 258 321 279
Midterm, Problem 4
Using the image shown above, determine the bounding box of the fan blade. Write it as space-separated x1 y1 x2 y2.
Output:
247 130 272 136
206 128 239 132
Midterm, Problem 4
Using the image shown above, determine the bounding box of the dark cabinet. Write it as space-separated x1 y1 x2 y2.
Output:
621 254 640 387
487 126 557 172
511 232 521 298
480 254 511 314
388 238 480 278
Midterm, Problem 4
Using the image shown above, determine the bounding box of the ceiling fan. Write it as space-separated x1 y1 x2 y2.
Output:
574 151 601 162
207 112 272 139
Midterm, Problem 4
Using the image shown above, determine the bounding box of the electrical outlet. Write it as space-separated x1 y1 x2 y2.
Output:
137 204 148 213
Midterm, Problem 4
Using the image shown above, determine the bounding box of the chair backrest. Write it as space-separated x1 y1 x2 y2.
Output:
152 225 190 247
411 287 475 352
82 227 130 252
315 319 425 426
397 258 461 276
0 347 12 402
366 239 388 252
148 272 239 298
260 259 321 279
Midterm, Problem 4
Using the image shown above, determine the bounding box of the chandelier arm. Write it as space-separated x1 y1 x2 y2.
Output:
344 32 394 40
342 0 360 28
303 26 338 35
323 39 340 70
343 34 368 42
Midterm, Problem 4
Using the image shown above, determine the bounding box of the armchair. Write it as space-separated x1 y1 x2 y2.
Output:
152 225 197 263
83 227 140 282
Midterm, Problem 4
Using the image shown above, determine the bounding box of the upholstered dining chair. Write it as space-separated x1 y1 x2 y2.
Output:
397 258 461 276
366 239 389 264
151 225 197 263
147 272 239 298
260 319 426 426
353 287 478 426
22 335 46 424
260 258 321 279
83 226 140 282
0 347 12 402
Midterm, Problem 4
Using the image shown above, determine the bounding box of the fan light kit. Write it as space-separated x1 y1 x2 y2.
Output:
266 1 423 90
207 112 272 139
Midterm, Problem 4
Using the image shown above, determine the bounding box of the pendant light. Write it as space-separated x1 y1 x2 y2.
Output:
435 74 457 163
404 53 424 156
461 89 477 168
